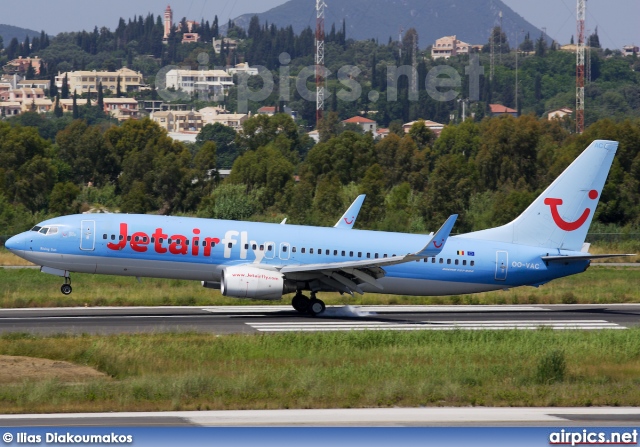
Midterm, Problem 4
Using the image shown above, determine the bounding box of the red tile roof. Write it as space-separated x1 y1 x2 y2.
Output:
258 106 276 112
342 116 376 124
490 104 517 114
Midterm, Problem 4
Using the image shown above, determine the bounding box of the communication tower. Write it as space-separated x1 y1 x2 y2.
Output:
576 0 586 134
315 0 326 125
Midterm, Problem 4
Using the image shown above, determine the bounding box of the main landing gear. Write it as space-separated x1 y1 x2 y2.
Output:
291 292 326 316
60 277 72 295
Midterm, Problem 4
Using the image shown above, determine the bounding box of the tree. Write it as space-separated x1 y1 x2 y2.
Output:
519 32 534 52
49 182 81 215
588 27 601 49
116 76 122 97
53 94 63 118
61 74 69 100
97 82 104 111
49 75 58 98
535 33 548 57
72 91 79 119
0 35 3 52
358 164 386 226
482 27 510 54
6 38 19 60
196 123 237 168
26 62 35 80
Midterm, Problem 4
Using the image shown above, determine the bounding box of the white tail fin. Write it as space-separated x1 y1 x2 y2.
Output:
460 140 619 251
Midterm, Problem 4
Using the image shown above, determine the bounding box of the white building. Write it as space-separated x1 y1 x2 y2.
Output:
227 62 258 76
431 35 478 59
623 45 639 57
165 69 233 98
199 106 248 130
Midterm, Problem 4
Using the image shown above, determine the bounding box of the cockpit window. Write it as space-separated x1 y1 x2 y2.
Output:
35 226 59 235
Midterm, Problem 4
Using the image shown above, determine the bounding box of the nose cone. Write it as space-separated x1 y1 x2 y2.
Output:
5 234 24 252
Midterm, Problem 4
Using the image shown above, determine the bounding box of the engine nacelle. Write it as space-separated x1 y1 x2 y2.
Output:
220 266 289 300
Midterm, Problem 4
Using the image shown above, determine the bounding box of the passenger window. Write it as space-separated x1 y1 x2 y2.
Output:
383 254 387 258
268 245 273 251
103 234 107 240
282 246 287 252
375 253 379 259
244 244 249 249
326 249 329 255
185 240 189 246
463 260 467 266
143 237 147 243
423 258 427 262
334 250 338 256
471 260 475 267
135 236 140 242
260 245 264 251
159 238 164 243
292 247 296 253
350 251 353 257
301 248 306 254
431 258 435 263
119 235 124 241
455 259 459 265
203 241 207 247
193 240 198 246
168 238 172 244
310 248 314 254
439 258 443 264
127 236 132 241
342 251 346 256
447 259 451 264
367 253 371 259
358 252 362 258
252 244 257 250
111 235 116 240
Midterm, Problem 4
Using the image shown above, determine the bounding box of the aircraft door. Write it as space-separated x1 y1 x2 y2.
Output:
80 220 96 251
279 243 290 260
495 251 508 281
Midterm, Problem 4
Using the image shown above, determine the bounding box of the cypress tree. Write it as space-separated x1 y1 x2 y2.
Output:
54 94 63 118
97 82 104 111
116 76 122 97
61 73 69 99
49 75 58 98
72 90 79 119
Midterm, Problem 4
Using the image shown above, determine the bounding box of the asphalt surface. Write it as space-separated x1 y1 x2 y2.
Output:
2 408 640 427
0 304 639 335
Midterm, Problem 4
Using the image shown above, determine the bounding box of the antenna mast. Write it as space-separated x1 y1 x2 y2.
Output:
315 0 326 125
576 0 586 134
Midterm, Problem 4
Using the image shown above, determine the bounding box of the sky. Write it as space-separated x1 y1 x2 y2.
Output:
1 0 638 50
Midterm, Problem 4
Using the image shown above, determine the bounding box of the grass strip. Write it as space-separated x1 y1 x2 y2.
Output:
1 329 640 413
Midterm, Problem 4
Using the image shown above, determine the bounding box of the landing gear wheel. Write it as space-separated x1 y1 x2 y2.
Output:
292 294 310 313
308 298 326 316
60 284 72 295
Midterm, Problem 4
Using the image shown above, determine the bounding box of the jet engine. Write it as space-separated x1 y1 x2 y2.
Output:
220 266 294 300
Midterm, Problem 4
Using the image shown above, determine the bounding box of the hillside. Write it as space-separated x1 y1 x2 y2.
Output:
231 0 546 48
0 24 42 46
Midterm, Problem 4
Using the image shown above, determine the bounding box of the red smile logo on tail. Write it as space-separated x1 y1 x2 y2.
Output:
343 217 354 225
544 190 598 231
433 240 443 249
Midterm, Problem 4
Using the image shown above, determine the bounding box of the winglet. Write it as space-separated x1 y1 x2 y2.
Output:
334 194 366 229
413 214 458 258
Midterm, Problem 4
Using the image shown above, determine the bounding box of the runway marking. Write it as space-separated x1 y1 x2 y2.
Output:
247 319 626 332
201 305 548 314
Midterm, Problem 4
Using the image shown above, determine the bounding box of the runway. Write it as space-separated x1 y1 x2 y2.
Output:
2 407 640 427
0 304 638 335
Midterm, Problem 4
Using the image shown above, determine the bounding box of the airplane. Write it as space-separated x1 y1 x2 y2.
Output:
5 140 633 315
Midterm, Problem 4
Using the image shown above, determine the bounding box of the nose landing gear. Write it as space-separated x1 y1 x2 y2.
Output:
60 277 72 295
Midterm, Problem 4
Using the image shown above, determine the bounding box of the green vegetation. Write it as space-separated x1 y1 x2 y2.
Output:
0 263 637 308
2 329 640 413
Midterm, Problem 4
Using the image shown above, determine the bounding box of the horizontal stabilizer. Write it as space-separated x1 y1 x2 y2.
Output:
542 254 636 262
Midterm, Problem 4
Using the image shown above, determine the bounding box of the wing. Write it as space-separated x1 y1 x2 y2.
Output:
334 194 366 229
275 215 458 295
